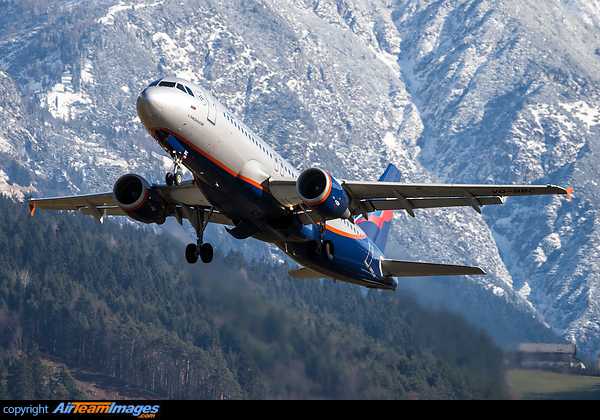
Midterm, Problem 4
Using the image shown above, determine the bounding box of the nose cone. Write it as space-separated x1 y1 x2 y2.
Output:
137 87 163 130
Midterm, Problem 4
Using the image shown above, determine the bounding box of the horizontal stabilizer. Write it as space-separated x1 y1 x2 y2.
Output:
381 259 486 277
288 267 328 279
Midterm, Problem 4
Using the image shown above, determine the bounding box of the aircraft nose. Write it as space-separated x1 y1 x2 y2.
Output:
136 87 164 127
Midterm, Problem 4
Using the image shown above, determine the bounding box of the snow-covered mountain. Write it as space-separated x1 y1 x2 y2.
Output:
1 0 599 355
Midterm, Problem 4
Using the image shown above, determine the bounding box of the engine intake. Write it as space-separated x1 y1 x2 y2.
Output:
113 174 167 224
297 168 350 220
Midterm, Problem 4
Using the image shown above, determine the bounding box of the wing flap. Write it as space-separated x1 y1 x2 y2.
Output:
381 259 486 277
367 196 504 211
80 206 126 218
155 180 213 207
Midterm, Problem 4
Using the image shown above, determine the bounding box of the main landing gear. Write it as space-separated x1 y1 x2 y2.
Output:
185 206 214 264
307 239 334 261
307 218 334 261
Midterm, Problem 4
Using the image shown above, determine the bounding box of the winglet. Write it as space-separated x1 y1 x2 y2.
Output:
29 202 36 216
566 187 574 202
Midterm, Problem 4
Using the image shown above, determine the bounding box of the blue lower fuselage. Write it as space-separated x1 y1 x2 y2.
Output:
158 127 392 289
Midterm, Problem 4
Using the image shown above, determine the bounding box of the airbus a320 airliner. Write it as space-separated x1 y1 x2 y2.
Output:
28 77 573 290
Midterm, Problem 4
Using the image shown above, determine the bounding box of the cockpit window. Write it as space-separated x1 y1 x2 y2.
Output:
155 80 195 97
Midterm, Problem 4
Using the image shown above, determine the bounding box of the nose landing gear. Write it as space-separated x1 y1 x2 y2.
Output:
166 151 187 186
154 130 188 186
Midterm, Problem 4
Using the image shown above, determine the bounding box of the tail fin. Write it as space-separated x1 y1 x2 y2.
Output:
355 164 401 253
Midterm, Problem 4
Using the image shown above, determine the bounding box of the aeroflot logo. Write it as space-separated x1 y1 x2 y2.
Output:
53 402 160 417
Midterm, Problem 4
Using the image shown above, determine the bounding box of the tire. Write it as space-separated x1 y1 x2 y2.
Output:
200 243 213 264
166 172 174 186
185 243 198 264
307 240 319 260
322 240 334 260
174 172 182 186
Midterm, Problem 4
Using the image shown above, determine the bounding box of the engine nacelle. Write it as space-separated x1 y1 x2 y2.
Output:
297 168 351 220
113 174 167 225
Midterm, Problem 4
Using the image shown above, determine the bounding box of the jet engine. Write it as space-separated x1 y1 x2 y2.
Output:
297 168 351 220
113 174 167 225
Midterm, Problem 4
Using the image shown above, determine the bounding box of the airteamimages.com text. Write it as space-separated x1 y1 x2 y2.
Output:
2 401 162 418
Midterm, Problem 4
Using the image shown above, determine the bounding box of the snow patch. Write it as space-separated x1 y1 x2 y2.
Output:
519 282 532 300
382 132 399 149
0 170 37 202
560 100 600 128
98 1 165 25
44 69 92 121
0 133 15 155
81 60 94 84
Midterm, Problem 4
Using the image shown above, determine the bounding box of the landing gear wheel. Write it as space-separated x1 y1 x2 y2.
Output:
185 243 213 264
166 172 174 186
174 171 182 186
307 240 319 260
322 240 334 260
200 243 213 263
185 243 198 264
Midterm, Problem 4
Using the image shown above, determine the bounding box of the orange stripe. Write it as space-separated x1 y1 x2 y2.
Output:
155 127 269 192
238 174 270 192
312 171 332 205
324 223 367 240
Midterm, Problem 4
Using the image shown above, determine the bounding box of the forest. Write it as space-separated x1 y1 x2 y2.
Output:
0 193 508 399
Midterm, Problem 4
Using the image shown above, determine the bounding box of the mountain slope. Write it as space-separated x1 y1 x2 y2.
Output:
0 0 597 354
393 0 600 353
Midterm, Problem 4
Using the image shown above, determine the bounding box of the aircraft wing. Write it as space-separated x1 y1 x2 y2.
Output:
28 192 125 221
269 176 573 218
28 180 233 226
342 181 572 217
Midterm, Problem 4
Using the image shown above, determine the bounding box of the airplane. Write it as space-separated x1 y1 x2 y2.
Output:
28 77 573 291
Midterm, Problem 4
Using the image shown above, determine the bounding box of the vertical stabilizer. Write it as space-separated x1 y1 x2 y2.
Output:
355 164 401 253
